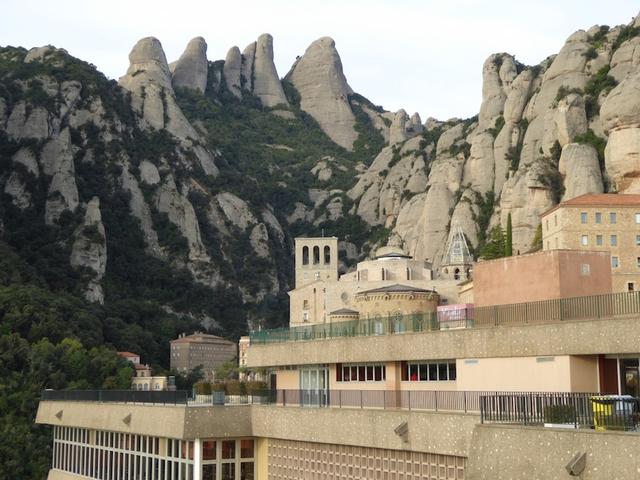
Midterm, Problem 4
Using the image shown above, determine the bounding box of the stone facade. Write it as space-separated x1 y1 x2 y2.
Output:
541 194 640 292
170 333 236 381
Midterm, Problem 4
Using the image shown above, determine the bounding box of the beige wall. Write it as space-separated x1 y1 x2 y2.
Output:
456 356 574 392
294 237 338 288
355 291 439 318
542 204 640 293
275 370 298 390
247 316 640 368
466 423 640 480
289 279 460 327
569 355 600 392
473 250 611 307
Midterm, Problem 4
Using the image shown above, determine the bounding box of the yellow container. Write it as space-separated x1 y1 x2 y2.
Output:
591 396 613 431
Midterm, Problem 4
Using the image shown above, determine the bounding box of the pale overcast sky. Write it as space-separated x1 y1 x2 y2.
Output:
2 0 638 120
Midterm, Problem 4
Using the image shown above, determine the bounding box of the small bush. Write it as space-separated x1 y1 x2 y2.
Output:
544 404 576 424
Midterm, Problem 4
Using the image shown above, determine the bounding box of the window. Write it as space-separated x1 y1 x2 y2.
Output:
302 312 308 322
303 300 309 310
636 213 640 224
611 234 618 247
636 235 640 246
610 212 617 224
595 212 602 224
581 235 588 246
337 363 385 382
580 264 590 276
402 361 457 382
629 283 635 292
313 246 320 265
554 215 557 226
581 212 587 224
596 235 603 246
302 246 309 265
612 256 619 268
546 219 549 230
637 257 640 268
324 245 331 264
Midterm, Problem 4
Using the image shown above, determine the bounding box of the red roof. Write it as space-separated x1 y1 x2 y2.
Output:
542 194 640 217
117 351 139 358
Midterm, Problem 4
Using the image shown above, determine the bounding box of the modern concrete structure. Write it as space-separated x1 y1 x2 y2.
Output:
35 237 640 480
472 249 612 307
170 333 236 381
541 193 640 293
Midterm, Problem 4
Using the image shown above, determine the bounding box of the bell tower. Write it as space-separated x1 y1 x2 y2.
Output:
440 223 473 281
294 237 339 288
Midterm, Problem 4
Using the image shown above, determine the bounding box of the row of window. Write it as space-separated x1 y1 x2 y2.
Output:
301 245 332 266
578 212 638 225
401 361 457 382
335 362 457 383
336 364 386 382
578 233 640 247
53 428 255 480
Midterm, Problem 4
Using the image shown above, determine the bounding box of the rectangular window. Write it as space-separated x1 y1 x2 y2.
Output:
595 212 602 224
580 263 590 276
596 235 603 246
581 212 587 224
403 361 457 382
636 235 640 246
636 213 640 224
612 256 619 268
629 283 635 292
581 235 588 246
637 257 640 268
338 363 386 382
610 212 617 224
554 215 557 226
611 235 618 247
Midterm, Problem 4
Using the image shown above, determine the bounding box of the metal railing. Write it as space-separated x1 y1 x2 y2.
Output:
250 291 640 344
41 390 190 405
480 392 640 431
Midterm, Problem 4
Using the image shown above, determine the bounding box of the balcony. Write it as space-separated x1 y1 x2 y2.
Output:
250 291 640 345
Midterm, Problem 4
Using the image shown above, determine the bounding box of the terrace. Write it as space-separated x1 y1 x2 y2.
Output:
250 291 640 344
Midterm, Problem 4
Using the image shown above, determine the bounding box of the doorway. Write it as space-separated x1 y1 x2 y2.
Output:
300 367 328 406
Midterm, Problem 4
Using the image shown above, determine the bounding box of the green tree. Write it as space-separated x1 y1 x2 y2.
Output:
480 225 506 260
505 213 513 257
529 223 543 253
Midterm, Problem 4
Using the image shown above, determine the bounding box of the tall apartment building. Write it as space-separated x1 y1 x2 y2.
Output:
170 333 236 381
541 193 640 292
36 239 640 480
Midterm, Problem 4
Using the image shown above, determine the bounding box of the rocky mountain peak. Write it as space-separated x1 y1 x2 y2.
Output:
172 36 209 93
120 37 172 91
251 33 289 108
286 36 356 150
223 46 243 98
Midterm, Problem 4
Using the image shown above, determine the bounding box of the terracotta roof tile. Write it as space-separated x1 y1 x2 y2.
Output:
542 194 640 217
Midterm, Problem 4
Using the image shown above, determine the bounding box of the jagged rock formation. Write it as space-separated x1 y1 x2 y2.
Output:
601 68 640 193
248 34 289 108
119 37 219 177
559 143 604 199
70 197 107 303
3 13 640 336
286 37 357 150
223 47 243 98
172 37 209 93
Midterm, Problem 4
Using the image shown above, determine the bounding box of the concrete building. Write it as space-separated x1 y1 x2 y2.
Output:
541 193 640 293
473 249 612 307
170 333 236 381
35 237 640 480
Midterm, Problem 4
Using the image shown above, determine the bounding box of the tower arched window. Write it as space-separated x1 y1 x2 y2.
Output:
324 245 331 264
313 246 320 265
302 246 309 265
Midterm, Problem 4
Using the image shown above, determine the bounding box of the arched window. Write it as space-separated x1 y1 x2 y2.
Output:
324 245 331 264
454 268 460 280
381 268 386 281
302 246 309 265
406 267 411 280
313 246 320 265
